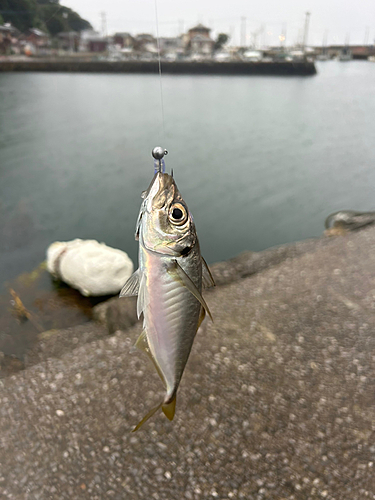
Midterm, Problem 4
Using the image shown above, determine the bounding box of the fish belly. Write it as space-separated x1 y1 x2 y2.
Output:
141 250 201 398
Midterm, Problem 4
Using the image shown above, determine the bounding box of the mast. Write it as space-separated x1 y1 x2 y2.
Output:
302 11 311 54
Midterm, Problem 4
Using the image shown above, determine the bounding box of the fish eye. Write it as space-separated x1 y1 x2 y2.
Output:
169 203 188 225
172 208 183 219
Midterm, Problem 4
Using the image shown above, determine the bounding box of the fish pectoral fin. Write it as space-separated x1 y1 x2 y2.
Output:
132 401 163 432
168 260 213 322
162 395 177 421
136 272 148 319
202 257 215 288
120 269 141 297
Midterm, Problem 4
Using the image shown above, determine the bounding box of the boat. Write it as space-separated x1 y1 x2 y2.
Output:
316 31 329 61
338 47 352 61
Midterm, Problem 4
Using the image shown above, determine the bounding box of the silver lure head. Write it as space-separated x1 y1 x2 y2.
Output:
137 171 197 257
152 147 168 174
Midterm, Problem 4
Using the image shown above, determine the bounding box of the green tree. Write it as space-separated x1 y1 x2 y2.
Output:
0 0 91 34
0 0 38 32
214 33 229 51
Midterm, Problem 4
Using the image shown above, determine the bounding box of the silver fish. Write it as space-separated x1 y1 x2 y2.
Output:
120 164 214 431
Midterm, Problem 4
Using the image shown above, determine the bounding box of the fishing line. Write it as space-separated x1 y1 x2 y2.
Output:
44 5 64 26
153 0 166 142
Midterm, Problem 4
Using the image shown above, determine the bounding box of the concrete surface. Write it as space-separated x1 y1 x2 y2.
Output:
1 229 375 499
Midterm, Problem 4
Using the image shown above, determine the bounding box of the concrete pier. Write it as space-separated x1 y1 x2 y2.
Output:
1 227 375 498
0 59 317 76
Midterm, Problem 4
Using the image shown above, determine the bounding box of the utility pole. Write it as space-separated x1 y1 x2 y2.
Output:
178 19 184 36
230 25 235 46
282 22 287 47
260 24 265 48
364 26 369 45
100 11 107 38
302 11 311 53
240 16 246 47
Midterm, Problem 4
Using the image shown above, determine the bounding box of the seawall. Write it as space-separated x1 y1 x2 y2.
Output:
0 59 317 76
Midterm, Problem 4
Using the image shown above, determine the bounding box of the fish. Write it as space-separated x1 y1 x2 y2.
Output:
120 163 215 431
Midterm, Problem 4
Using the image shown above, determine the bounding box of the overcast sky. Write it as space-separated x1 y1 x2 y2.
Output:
62 0 375 46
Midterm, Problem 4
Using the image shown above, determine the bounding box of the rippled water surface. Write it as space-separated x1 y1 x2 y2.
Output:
1 61 375 285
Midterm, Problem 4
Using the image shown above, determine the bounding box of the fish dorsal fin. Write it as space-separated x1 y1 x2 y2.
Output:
202 257 215 288
119 269 141 297
168 260 213 322
135 199 147 240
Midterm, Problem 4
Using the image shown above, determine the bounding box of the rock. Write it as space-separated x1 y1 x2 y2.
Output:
46 239 133 296
325 210 375 231
92 296 138 334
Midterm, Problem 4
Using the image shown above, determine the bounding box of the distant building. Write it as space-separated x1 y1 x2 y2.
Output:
133 33 157 57
24 28 50 48
190 34 215 55
19 28 51 55
185 24 214 56
0 24 19 54
134 34 156 50
113 32 134 49
57 32 80 52
159 36 184 59
187 24 211 40
79 30 108 52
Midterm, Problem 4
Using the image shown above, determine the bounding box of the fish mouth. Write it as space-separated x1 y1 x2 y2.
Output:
145 172 176 211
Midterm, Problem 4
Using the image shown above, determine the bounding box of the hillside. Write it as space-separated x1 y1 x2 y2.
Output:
0 0 91 35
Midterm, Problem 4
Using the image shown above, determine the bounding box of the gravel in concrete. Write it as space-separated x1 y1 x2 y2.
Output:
1 229 375 499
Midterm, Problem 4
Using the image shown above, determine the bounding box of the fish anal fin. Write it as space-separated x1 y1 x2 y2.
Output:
202 257 215 288
134 330 166 387
132 401 163 432
168 260 213 322
120 269 140 297
134 329 148 351
162 395 176 421
197 306 206 329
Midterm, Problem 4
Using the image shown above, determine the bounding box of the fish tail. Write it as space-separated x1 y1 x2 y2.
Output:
162 394 177 421
132 401 163 432
132 395 177 432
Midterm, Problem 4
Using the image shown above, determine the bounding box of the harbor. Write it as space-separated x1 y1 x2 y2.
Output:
1 1 375 498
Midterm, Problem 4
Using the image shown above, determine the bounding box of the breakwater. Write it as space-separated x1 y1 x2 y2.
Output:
0 59 317 76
